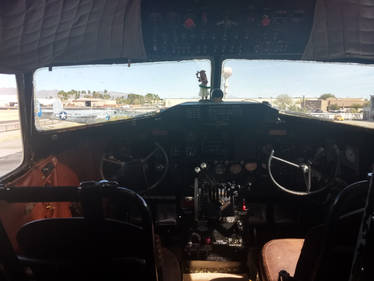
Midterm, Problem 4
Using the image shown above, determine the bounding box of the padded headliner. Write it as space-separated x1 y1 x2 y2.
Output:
304 0 374 62
0 0 146 73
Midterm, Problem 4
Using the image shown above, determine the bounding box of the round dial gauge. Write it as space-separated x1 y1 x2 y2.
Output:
245 162 257 172
345 147 356 164
230 163 242 175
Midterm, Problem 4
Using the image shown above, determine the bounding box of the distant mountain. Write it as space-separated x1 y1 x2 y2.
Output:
36 90 129 98
0 88 17 95
0 88 60 98
107 91 129 98
1 88 132 99
35 90 59 98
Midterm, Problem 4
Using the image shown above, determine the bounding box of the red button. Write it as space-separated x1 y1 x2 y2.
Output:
242 200 247 211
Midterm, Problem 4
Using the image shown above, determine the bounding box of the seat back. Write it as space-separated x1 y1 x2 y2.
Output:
0 183 158 281
294 180 369 281
17 217 148 281
349 172 374 281
17 217 146 259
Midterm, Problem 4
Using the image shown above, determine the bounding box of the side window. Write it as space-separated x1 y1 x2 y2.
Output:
0 74 23 176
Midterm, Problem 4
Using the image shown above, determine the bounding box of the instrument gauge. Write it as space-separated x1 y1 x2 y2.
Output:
215 164 226 175
245 162 257 172
230 163 242 175
345 146 356 164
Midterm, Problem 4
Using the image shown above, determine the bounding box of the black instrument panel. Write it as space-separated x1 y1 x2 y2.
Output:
101 102 367 195
154 102 278 161
142 0 315 59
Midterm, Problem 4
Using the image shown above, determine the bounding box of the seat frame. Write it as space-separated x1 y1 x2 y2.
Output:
0 181 159 281
260 179 370 281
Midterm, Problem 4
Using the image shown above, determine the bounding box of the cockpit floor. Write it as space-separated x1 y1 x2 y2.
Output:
183 273 248 281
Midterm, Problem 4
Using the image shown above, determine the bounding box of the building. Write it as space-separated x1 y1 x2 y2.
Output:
326 98 367 108
303 98 368 112
304 99 329 112
364 95 374 121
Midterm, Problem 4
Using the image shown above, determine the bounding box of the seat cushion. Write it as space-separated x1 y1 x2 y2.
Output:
161 248 181 281
261 239 304 281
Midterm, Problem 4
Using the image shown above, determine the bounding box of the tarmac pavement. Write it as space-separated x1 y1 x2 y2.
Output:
0 129 23 176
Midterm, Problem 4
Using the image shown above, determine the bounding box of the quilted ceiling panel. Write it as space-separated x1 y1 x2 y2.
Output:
0 0 146 73
303 0 374 61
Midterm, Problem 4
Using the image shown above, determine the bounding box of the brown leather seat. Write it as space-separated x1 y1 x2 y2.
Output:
260 181 369 281
261 239 304 281
155 234 182 281
161 248 182 281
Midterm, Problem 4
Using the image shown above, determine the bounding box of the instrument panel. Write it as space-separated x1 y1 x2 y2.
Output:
100 102 364 195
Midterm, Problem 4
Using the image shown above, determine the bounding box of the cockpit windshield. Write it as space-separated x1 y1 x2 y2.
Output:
221 59 374 128
33 59 211 130
33 59 374 130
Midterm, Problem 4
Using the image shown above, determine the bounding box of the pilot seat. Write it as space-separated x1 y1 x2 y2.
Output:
260 180 368 281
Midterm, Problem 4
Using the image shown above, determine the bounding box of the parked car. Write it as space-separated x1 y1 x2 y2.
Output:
334 114 344 121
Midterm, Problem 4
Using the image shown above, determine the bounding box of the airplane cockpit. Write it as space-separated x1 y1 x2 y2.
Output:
0 0 373 281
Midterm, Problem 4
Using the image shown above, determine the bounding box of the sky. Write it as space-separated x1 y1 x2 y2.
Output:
0 74 16 88
1 59 374 99
223 60 374 99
